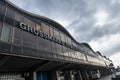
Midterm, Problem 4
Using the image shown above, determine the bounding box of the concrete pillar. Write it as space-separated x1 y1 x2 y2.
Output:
33 72 36 80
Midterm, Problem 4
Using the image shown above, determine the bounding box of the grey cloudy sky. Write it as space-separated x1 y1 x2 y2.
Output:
9 0 120 67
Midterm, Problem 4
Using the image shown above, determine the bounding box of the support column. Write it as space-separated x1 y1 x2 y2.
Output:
33 71 37 80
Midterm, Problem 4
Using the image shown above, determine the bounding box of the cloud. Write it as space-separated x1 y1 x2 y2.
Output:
9 0 120 66
89 33 120 56
109 52 120 67
94 10 109 27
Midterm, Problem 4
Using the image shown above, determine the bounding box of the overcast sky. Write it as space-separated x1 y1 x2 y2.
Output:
9 0 120 67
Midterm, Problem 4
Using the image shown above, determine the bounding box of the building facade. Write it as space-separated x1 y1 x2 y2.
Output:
0 0 113 80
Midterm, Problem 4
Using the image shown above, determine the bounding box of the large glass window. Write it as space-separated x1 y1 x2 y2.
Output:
0 23 11 42
41 22 50 35
0 3 6 15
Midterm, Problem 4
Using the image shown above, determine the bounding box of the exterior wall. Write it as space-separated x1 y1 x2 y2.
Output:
0 0 112 67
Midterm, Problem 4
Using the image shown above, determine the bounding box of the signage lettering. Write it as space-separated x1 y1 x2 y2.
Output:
19 22 78 51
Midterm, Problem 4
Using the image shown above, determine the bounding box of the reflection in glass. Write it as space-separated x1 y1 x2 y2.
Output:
41 22 50 35
35 24 42 31
0 23 11 42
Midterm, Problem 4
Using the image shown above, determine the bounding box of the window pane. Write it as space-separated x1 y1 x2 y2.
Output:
15 12 24 22
41 22 50 35
0 3 6 15
35 24 42 31
23 17 36 27
23 31 36 49
0 23 11 42
6 6 15 19
13 27 22 45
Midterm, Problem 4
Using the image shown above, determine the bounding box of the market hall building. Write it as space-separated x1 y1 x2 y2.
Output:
0 0 113 80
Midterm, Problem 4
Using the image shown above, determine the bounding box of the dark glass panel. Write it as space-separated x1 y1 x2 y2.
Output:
0 3 6 15
13 27 22 45
12 45 21 54
4 17 14 25
0 23 11 42
6 6 15 19
0 14 4 21
23 47 37 57
0 42 11 53
37 37 51 52
23 31 36 49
